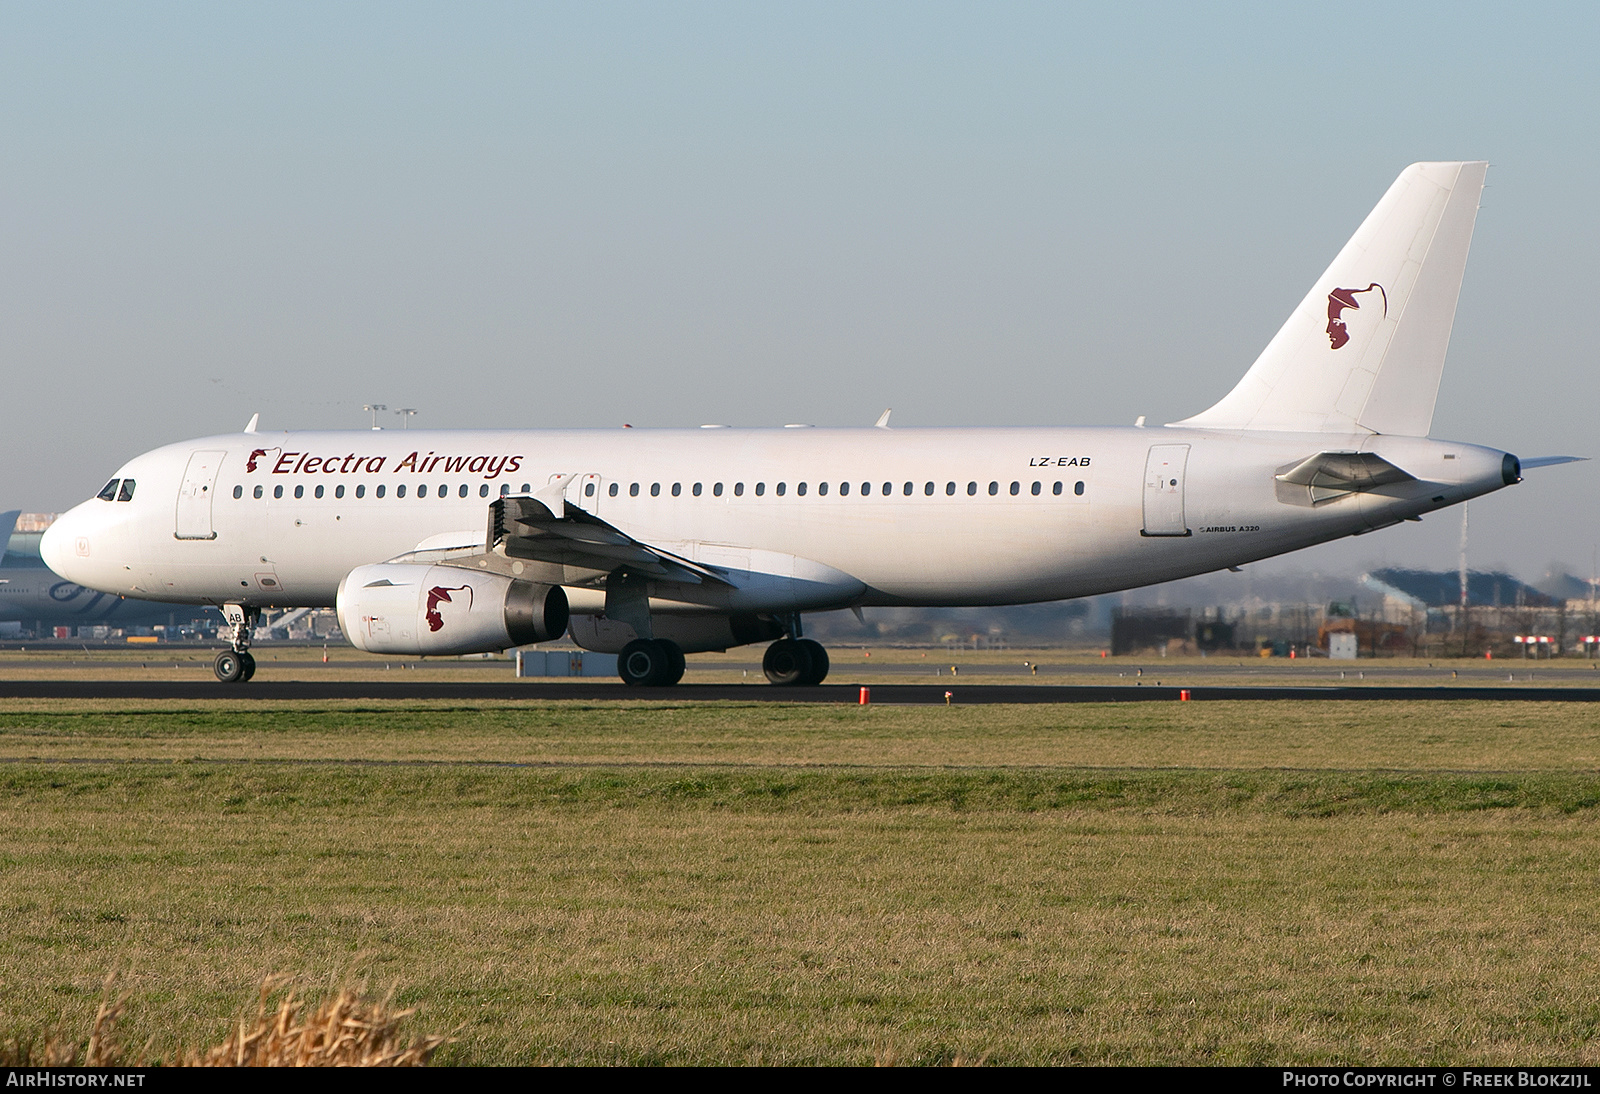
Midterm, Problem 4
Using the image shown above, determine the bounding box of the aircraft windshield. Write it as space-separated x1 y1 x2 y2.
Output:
96 479 119 501
117 479 136 502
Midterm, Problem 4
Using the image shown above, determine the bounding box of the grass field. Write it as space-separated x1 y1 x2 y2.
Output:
4 698 1600 1064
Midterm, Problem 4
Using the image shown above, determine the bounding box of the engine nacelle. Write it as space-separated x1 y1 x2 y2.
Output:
336 563 568 655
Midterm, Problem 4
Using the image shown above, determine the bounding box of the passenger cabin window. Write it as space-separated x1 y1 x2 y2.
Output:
903 482 912 496
294 485 304 499
608 483 618 497
355 485 365 498
97 480 119 501
859 482 870 496
776 482 786 496
819 482 828 496
1075 481 1085 496
839 482 849 496
376 485 386 498
1031 481 1041 496
1052 481 1062 495
583 483 594 498
630 483 640 497
714 483 723 496
734 482 744 497
671 483 681 497
988 482 999 495
503 484 512 496
966 482 976 496
651 483 661 497
754 482 765 496
925 482 934 496
478 485 487 498
418 484 428 498
314 485 324 498
337 485 346 499
233 485 243 499
946 482 956 495
1009 481 1020 495
397 485 407 498
254 485 264 499
797 482 807 496
274 485 284 499
693 483 702 496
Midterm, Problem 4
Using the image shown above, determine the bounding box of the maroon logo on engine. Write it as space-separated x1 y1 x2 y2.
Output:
425 585 472 632
1325 283 1387 349
245 447 281 473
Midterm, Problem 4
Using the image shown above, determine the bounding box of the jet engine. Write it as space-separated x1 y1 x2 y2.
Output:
336 563 568 655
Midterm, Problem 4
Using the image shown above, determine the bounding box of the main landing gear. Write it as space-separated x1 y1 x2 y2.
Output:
214 605 259 684
617 638 687 687
762 637 829 686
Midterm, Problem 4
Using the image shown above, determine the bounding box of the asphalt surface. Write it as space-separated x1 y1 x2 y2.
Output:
2 680 1598 702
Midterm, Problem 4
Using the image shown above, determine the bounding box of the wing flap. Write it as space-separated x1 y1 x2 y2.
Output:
489 495 732 586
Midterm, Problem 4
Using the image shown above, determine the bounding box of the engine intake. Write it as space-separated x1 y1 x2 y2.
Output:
336 563 568 655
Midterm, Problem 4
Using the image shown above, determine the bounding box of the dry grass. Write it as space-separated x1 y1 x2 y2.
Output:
0 977 445 1067
5 698 1600 1063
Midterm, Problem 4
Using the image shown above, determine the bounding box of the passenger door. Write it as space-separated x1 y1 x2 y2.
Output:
174 450 226 540
1141 444 1191 537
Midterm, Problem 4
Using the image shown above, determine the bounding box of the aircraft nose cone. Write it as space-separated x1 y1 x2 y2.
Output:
40 508 86 579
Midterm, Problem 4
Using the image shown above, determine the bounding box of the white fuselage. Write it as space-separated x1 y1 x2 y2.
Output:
41 425 1514 618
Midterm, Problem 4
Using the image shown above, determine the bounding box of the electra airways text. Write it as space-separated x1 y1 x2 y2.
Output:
43 162 1580 685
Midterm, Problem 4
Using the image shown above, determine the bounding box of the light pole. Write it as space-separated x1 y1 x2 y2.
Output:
396 408 417 429
363 404 387 430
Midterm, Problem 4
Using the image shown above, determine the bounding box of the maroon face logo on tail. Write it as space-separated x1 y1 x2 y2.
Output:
425 585 472 632
245 447 281 473
1325 283 1387 349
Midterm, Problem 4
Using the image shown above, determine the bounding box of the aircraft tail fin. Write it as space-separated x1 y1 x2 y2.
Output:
1174 161 1488 436
0 510 20 567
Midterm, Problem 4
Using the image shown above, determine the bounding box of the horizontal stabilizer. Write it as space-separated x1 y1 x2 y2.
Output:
1275 451 1416 506
1178 161 1488 436
1519 455 1587 469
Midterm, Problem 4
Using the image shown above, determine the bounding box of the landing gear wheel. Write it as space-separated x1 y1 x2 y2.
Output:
763 638 815 686
214 650 247 683
618 639 683 687
795 639 829 685
239 652 257 682
659 640 686 686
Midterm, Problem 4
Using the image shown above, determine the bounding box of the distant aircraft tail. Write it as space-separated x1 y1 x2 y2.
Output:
0 510 19 566
1175 161 1488 436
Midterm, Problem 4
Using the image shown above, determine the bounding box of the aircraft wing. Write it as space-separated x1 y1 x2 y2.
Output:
488 493 731 586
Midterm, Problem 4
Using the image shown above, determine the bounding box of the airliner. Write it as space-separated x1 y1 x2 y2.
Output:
41 162 1580 685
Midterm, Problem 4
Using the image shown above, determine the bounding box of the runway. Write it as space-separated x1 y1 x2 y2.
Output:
2 680 1598 702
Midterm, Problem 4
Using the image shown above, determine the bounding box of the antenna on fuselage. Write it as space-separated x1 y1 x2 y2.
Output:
243 413 259 433
874 409 893 429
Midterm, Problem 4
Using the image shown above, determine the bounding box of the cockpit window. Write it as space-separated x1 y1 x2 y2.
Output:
96 479 120 501
117 479 136 502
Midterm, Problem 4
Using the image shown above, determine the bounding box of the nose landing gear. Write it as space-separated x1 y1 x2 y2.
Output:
214 604 259 684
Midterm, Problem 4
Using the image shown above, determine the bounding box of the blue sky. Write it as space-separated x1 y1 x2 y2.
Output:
1 2 1594 577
